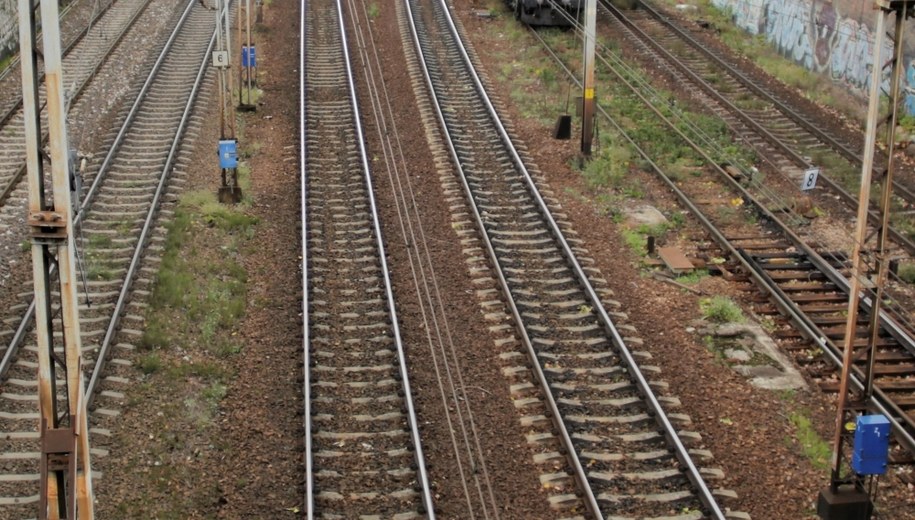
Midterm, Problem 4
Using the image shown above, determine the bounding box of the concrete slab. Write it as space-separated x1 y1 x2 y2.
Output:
708 322 807 390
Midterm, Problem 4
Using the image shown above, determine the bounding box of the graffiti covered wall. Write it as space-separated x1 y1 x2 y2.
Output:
711 0 915 114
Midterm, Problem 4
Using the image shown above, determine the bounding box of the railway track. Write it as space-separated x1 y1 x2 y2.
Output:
599 0 915 255
0 0 216 514
526 8 915 478
0 0 152 209
404 0 739 518
300 0 434 517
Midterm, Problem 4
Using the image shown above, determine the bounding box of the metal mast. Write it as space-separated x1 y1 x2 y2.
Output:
820 1 913 518
18 0 94 516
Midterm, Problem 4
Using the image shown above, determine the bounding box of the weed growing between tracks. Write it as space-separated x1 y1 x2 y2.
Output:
119 180 257 516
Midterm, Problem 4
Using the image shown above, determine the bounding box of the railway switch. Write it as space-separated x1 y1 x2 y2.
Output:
851 415 890 476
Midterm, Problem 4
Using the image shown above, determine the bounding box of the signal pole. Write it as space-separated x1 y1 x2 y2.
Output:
215 0 241 202
581 0 596 157
18 0 94 516
818 2 913 518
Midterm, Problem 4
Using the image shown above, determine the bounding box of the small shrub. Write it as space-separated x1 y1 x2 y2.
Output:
622 228 646 256
699 296 744 323
676 269 708 285
138 353 163 375
88 234 113 249
140 319 170 350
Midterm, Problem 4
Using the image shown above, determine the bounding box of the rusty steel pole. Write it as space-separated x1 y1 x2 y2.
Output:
863 2 908 399
829 6 883 490
18 0 94 516
581 0 596 156
827 0 912 497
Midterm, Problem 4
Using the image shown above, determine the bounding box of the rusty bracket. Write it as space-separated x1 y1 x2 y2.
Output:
28 210 68 241
39 418 78 519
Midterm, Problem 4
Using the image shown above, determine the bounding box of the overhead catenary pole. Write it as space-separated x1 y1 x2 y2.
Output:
863 3 908 398
581 0 596 156
18 0 94 516
246 0 252 103
215 0 241 202
820 2 913 517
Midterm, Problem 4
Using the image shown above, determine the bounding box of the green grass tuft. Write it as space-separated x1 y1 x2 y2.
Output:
788 412 832 472
699 296 744 323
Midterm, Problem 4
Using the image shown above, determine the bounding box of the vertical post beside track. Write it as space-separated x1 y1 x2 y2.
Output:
821 1 913 517
18 0 94 516
580 0 595 156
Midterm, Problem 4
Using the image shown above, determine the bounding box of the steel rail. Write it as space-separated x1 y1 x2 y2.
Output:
572 0 915 364
412 0 727 517
301 0 435 517
80 0 197 213
0 0 198 384
600 0 915 257
543 2 915 362
86 4 218 406
404 0 599 516
528 25 915 456
0 0 154 208
299 0 312 514
299 0 314 520
636 0 863 169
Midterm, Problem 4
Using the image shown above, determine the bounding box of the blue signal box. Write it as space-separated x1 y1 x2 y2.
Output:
242 45 257 68
218 140 238 169
851 414 890 476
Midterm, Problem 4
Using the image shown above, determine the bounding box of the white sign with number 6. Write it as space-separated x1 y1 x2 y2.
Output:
801 167 819 191
212 50 229 68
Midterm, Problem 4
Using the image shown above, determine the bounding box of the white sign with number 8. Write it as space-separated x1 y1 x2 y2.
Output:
801 167 819 191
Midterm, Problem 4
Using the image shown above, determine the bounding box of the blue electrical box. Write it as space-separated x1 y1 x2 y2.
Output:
218 140 238 169
851 414 890 475
242 45 257 68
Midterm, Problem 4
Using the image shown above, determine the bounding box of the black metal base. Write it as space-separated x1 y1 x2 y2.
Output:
553 114 571 140
817 486 873 520
218 186 243 204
